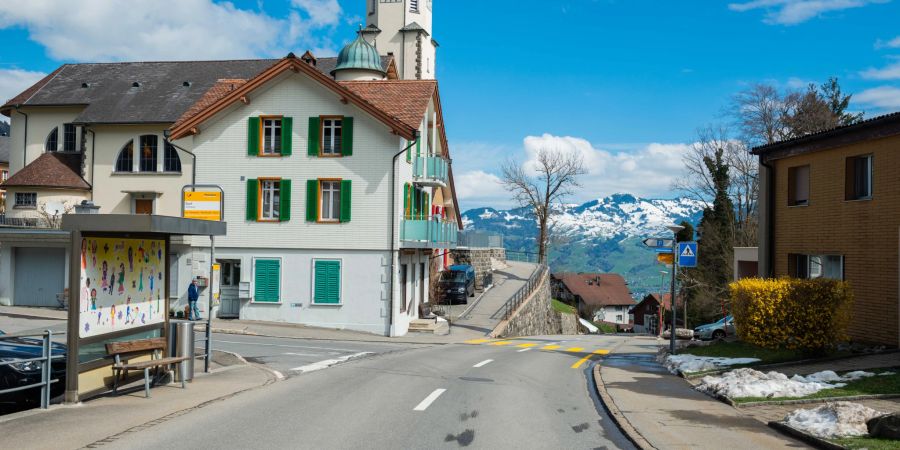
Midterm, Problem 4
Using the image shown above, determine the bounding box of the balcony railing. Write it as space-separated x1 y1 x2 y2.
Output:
401 217 458 249
412 155 449 186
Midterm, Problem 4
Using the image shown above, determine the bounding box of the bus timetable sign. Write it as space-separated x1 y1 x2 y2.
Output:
182 186 224 222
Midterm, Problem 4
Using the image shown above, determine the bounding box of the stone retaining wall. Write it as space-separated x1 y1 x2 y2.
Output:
451 248 507 290
492 270 581 338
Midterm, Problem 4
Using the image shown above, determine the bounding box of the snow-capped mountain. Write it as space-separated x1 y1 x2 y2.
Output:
461 193 707 298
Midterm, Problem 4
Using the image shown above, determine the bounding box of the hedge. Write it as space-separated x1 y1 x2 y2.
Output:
729 277 853 354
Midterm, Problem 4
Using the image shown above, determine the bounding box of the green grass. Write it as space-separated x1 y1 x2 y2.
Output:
681 340 830 366
832 436 900 450
551 299 577 315
732 369 900 404
593 321 618 333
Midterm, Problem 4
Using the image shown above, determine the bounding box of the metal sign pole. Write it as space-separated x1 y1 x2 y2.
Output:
205 235 214 373
670 239 678 355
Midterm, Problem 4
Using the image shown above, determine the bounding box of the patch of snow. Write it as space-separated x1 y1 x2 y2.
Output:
878 371 896 376
578 318 599 333
663 354 761 374
697 368 875 399
784 402 884 439
489 257 509 271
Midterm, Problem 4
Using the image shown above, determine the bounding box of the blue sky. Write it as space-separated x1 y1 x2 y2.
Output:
1 0 899 210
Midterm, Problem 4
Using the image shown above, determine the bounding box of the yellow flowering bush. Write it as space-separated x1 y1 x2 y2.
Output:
729 277 853 354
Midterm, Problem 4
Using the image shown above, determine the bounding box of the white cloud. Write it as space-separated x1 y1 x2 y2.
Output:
455 134 690 210
875 36 900 48
0 0 345 62
728 0 888 25
855 86 900 110
861 61 900 80
0 68 47 110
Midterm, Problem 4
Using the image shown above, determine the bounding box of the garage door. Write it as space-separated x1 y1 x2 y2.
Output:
14 247 65 307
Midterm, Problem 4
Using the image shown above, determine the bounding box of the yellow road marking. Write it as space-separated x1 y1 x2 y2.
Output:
542 345 561 350
565 347 585 353
571 354 594 369
593 349 610 355
489 341 514 346
464 339 491 344
516 343 538 348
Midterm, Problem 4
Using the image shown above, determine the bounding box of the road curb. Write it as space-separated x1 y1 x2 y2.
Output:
592 364 657 450
767 421 847 450
196 326 455 345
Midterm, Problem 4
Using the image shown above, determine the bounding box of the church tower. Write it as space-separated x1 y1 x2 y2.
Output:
364 0 437 80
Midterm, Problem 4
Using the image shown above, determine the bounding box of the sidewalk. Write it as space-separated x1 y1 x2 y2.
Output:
597 336 806 449
453 261 537 336
0 360 274 450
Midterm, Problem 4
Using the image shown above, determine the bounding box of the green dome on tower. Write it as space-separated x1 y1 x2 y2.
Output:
332 30 386 76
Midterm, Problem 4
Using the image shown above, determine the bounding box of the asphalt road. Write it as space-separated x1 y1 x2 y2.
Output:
106 334 634 449
209 333 419 377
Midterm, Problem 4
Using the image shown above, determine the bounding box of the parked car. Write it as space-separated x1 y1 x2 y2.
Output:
439 265 476 305
693 315 735 340
0 330 67 406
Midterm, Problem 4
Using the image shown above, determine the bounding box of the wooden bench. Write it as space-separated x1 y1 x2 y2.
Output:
106 337 190 398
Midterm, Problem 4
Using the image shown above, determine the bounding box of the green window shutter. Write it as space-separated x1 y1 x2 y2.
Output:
340 180 352 223
279 179 292 222
342 117 353 156
246 179 259 221
403 183 410 218
314 260 341 304
254 259 280 303
424 192 430 219
281 117 293 156
248 117 260 156
306 179 318 222
308 117 320 156
406 139 413 163
416 138 421 158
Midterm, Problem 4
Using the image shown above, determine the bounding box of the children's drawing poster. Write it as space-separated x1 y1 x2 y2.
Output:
78 237 166 338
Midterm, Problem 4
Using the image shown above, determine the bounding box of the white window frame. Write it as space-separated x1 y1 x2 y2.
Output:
14 192 37 208
262 117 282 155
1 170 8 182
796 254 844 280
63 123 77 152
320 180 341 221
321 118 342 155
260 179 281 221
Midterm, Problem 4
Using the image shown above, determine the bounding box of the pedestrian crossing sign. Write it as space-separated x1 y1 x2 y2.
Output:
678 242 698 268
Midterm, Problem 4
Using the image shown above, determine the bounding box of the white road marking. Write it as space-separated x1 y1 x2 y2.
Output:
216 339 362 353
517 348 532 353
290 352 373 373
414 389 447 411
473 359 493 368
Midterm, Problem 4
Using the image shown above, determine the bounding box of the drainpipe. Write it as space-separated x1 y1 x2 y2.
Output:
87 128 96 200
389 133 420 336
163 131 197 188
15 107 28 169
760 158 775 278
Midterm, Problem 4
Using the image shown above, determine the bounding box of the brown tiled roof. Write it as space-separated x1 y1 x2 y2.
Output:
751 111 900 157
338 80 436 131
554 273 634 307
173 79 248 129
1 153 90 190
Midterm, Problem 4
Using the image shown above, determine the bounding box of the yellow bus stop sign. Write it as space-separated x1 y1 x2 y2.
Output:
183 191 222 221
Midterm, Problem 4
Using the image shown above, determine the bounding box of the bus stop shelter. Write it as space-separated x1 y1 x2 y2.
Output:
61 214 226 403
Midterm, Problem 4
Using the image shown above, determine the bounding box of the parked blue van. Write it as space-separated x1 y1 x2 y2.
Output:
439 265 476 304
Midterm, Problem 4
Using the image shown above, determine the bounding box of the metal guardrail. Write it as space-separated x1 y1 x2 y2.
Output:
501 264 548 320
506 250 539 263
0 330 65 409
0 214 59 229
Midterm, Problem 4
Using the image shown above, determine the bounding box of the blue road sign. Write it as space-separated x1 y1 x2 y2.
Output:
678 242 698 268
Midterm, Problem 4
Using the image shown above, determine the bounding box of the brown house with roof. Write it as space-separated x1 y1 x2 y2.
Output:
754 111 900 347
551 273 635 327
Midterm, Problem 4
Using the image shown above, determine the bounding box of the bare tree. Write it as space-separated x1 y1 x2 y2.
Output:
730 84 790 146
37 201 74 229
501 148 586 264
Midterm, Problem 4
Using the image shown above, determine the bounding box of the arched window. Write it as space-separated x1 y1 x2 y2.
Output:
115 140 134 172
138 135 158 172
164 141 181 172
45 127 58 152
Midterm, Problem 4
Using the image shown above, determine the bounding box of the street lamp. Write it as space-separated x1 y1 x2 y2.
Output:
666 224 684 354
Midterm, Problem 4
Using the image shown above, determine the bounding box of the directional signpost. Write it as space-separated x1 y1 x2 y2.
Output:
677 242 698 268
643 238 674 249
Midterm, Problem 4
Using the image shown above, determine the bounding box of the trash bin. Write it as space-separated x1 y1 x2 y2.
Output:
169 320 195 382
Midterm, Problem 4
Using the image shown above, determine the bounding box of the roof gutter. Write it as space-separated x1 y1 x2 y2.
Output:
163 130 196 188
